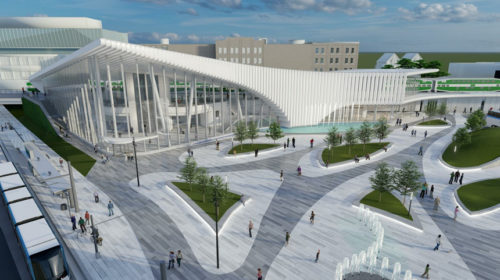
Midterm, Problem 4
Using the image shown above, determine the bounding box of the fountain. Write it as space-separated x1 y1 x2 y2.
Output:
392 262 401 280
342 257 350 274
357 204 365 221
335 263 343 280
403 270 413 280
380 257 389 277
358 250 367 271
350 254 359 273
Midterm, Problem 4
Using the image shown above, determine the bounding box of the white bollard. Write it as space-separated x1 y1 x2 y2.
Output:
357 204 365 220
343 257 350 275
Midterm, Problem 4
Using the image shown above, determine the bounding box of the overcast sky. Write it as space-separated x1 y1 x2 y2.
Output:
3 0 500 52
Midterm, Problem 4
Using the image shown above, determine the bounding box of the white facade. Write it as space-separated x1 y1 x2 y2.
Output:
449 62 500 78
402 53 422 62
375 53 400 69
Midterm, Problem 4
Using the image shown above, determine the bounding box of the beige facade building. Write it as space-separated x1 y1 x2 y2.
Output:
146 37 359 71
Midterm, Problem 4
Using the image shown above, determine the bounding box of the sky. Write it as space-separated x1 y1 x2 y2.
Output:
2 0 500 52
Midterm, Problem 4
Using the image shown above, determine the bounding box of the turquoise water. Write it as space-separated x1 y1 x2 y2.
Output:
278 122 374 134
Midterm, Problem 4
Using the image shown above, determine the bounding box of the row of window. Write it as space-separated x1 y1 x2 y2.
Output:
315 57 355 64
218 47 262 55
315 47 356 54
219 57 262 64
314 67 353 72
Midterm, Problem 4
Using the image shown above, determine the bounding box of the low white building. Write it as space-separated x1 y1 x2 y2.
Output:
449 62 500 78
402 53 422 62
375 53 399 69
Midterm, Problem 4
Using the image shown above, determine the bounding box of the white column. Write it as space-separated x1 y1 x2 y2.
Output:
162 67 171 146
194 77 199 140
184 74 189 142
120 63 131 137
220 83 225 133
203 79 208 139
83 84 97 144
94 57 106 137
229 87 233 132
135 63 145 136
80 87 91 142
106 63 118 138
149 64 166 132
174 72 180 144
144 72 152 135
212 82 216 137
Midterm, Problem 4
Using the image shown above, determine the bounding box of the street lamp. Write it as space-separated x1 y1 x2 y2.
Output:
214 200 220 269
408 192 413 216
132 137 140 187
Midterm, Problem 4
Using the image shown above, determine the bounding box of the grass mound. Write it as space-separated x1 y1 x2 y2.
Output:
457 179 500 212
418 119 448 126
360 190 413 220
322 142 389 164
228 143 279 154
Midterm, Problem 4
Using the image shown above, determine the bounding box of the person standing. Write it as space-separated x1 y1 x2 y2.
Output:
310 138 314 148
255 149 258 157
280 170 284 181
285 231 290 246
325 159 329 168
248 220 254 238
283 142 287 150
433 234 442 251
168 251 175 269
454 206 459 221
287 138 290 148
94 191 99 203
71 215 76 231
454 170 460 183
108 200 114 216
449 172 454 184
292 137 296 148
310 211 315 224
419 184 426 198
78 217 86 233
459 173 464 185
176 250 183 267
84 211 90 225
433 197 440 211
424 130 428 138
257 268 263 280
430 185 434 198
297 166 302 176
418 145 423 156
421 264 430 279
315 249 320 263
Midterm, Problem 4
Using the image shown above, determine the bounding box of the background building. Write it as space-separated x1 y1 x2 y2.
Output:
0 17 128 102
146 37 359 72
402 53 422 62
375 53 399 69
448 62 500 78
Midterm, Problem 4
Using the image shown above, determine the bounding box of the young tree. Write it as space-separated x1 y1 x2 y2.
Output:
246 121 259 145
179 157 199 192
369 162 395 202
266 121 284 143
393 160 422 205
453 128 471 150
234 121 247 151
438 103 447 116
208 175 228 220
373 118 389 142
195 168 209 203
357 121 372 152
324 126 341 160
344 127 357 154
465 110 486 132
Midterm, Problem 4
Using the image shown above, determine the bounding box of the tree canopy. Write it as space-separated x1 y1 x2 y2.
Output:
247 121 259 145
357 121 373 152
453 127 471 150
344 127 357 154
465 110 486 132
369 162 395 202
324 126 341 159
393 160 422 205
374 118 389 142
234 121 247 150
266 121 284 143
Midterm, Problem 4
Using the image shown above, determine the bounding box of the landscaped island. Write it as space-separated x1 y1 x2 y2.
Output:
322 142 389 164
360 190 413 220
457 178 500 212
228 143 279 155
442 127 500 167
418 119 448 126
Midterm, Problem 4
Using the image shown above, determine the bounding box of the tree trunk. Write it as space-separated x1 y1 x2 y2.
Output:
402 194 406 205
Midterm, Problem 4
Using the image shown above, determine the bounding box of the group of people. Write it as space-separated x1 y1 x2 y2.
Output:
0 122 11 131
419 183 435 199
395 118 404 126
168 250 183 269
449 170 464 185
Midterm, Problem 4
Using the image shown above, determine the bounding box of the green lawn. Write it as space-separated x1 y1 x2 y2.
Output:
172 182 241 221
322 142 389 164
6 99 96 176
457 179 500 211
418 119 448 126
442 127 500 167
360 190 413 220
228 143 279 154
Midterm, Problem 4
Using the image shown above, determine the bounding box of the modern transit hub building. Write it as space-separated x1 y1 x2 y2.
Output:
30 38 500 154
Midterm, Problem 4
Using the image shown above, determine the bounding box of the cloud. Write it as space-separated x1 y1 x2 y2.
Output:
398 3 479 22
231 32 241 37
265 0 376 15
187 34 200 42
179 7 198 16
128 32 179 43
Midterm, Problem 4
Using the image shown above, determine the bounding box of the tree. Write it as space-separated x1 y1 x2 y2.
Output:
179 157 199 192
373 118 389 142
393 160 422 205
465 110 486 132
397 58 416 69
234 121 247 151
195 168 210 203
344 127 357 154
382 64 394 69
369 162 395 202
266 121 284 143
425 60 441 69
246 121 259 145
357 121 372 152
324 126 341 160
425 101 437 118
208 175 228 214
415 59 427 69
453 128 471 150
438 103 447 116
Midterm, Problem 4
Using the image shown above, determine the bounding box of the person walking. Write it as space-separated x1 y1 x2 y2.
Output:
433 196 440 211
292 137 296 148
255 149 258 157
78 217 86 233
325 159 329 168
108 200 114 216
71 215 76 231
84 211 90 225
315 249 320 263
287 138 290 148
459 173 464 185
430 185 434 198
433 234 442 251
257 268 263 280
421 264 430 279
168 251 175 269
310 211 315 224
424 130 428 138
283 142 287 150
448 172 454 184
454 170 460 183
310 138 314 148
418 145 423 156
280 170 284 181
248 220 254 238
176 250 183 267
94 191 99 203
454 206 459 221
297 166 302 176
285 231 290 246
419 184 426 198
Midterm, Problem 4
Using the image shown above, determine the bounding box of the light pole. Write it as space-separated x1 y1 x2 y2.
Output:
408 192 413 216
132 137 140 187
214 200 220 269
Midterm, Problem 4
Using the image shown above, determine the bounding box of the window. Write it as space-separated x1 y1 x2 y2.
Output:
314 68 318 71
315 58 318 64
320 58 324 63
247 58 251 64
336 48 339 53
315 48 319 54
235 48 239 54
230 48 234 54
218 47 222 54
254 47 257 54
258 58 262 64
350 57 354 64
351 47 355 53
230 58 234 62
345 58 348 63
320 68 323 72
258 48 262 54
344 68 347 70
224 48 227 54
235 58 239 63
329 68 333 71
247 47 250 54
254 57 257 64
335 58 339 63
330 48 334 53
321 48 324 54
346 48 349 53
335 68 338 71
216 111 220 117
242 48 246 54
330 58 333 64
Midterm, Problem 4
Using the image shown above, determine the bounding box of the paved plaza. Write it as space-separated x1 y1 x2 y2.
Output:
1 105 500 280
